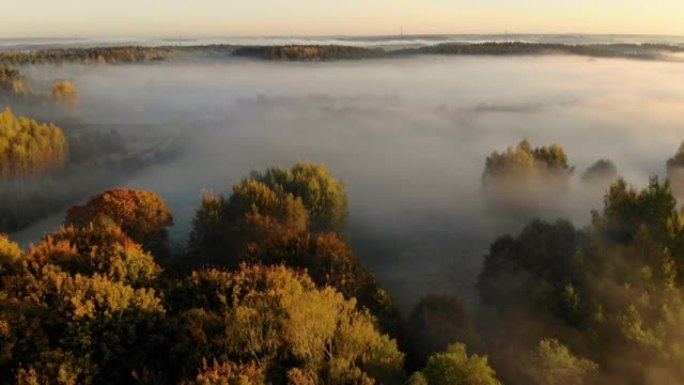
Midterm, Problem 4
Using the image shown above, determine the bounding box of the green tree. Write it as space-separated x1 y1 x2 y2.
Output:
482 139 573 212
477 178 684 384
189 162 347 263
250 162 348 229
476 219 583 326
523 339 597 385
418 343 501 385
189 182 309 263
167 264 404 385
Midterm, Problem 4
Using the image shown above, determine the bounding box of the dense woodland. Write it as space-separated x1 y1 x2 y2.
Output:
2 149 684 384
0 47 172 66
232 45 385 61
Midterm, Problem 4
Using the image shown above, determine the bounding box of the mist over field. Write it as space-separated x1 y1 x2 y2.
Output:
8 55 683 311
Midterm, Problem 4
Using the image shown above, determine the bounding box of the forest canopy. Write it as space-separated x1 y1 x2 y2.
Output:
2 151 684 385
0 108 68 179
0 42 682 66
477 178 684 384
0 185 406 385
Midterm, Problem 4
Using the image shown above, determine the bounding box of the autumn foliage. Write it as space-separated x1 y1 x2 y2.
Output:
51 80 80 104
0 108 68 179
65 188 173 251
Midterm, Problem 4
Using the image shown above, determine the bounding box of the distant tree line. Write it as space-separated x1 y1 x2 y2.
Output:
232 45 385 61
399 42 684 60
2 42 681 66
0 46 172 66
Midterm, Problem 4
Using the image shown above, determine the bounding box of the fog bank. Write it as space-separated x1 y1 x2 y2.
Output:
10 55 684 311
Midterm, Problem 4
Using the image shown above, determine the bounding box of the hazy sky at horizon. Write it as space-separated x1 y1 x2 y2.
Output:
3 0 684 38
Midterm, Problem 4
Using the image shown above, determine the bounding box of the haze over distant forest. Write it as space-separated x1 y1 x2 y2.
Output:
3 3 684 383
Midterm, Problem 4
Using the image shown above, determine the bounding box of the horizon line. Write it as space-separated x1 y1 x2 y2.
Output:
3 32 684 41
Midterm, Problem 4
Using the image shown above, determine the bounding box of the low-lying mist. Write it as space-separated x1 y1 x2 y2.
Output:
10 55 684 311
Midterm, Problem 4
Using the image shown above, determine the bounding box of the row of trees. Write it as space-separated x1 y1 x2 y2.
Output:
481 139 574 211
0 108 68 179
481 139 684 214
0 46 172 66
233 45 384 61
1 66 80 104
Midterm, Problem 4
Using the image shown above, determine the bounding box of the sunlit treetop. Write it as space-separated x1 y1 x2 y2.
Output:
523 338 598 385
591 177 683 245
227 179 310 234
0 107 68 179
0 234 22 277
415 343 501 385
250 162 348 229
65 188 173 251
168 264 404 385
484 139 573 181
189 162 348 264
24 221 161 287
51 79 80 105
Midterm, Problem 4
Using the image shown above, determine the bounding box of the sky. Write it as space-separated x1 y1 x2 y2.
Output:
2 0 684 38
